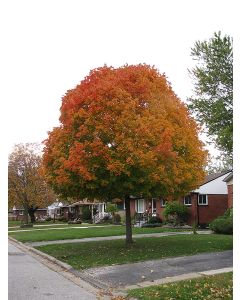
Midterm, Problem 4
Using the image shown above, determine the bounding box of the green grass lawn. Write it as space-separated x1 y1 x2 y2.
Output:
8 220 22 227
8 225 191 242
35 234 232 270
127 272 233 300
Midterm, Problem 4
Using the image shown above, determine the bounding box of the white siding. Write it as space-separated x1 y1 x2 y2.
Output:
193 172 231 195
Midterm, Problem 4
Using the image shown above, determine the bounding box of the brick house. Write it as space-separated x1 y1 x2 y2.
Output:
117 171 231 226
179 171 231 226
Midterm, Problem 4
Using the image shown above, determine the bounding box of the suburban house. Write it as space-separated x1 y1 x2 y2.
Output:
63 200 107 222
47 201 69 219
9 206 47 221
116 171 232 226
178 170 231 226
47 199 107 223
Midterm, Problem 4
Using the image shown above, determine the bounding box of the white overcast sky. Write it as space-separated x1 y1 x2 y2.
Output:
1 0 235 156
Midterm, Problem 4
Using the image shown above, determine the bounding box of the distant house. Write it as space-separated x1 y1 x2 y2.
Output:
67 200 107 222
117 171 231 226
47 199 107 223
47 202 68 219
10 206 47 221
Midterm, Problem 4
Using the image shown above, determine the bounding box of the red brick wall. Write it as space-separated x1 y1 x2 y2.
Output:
227 184 233 208
130 199 136 216
156 195 198 224
198 194 228 225
130 193 228 225
185 193 198 225
156 193 228 226
156 199 164 220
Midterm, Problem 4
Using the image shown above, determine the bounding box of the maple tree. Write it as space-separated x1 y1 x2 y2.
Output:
8 143 56 223
42 64 207 243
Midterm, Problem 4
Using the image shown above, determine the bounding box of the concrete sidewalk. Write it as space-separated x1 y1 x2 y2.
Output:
9 224 121 233
26 230 212 247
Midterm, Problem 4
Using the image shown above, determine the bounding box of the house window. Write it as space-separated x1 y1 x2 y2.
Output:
198 194 208 205
184 195 192 206
161 198 167 207
19 210 24 216
116 200 125 210
135 199 145 213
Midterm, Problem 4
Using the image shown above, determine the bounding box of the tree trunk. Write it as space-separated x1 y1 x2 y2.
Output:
28 206 38 223
125 195 133 244
23 196 28 224
24 208 28 224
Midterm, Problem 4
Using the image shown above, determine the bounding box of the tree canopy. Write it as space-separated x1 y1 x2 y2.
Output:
42 64 207 242
8 143 56 222
187 32 233 162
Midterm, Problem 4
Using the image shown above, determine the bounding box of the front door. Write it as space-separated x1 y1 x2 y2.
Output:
152 198 157 214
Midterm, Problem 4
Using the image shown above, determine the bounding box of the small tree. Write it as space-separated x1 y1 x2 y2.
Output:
105 203 119 223
163 201 189 226
8 143 56 223
82 206 92 221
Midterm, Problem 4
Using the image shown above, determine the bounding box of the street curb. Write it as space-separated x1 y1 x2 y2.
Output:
119 267 233 291
9 236 73 271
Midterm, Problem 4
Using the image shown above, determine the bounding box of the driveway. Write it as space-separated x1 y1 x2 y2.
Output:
82 250 233 289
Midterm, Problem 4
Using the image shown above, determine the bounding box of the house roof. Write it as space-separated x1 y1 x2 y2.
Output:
48 201 68 209
223 171 233 182
192 170 232 195
203 170 231 185
12 207 47 210
69 200 103 207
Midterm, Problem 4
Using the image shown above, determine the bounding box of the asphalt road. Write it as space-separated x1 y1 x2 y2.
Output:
8 242 98 300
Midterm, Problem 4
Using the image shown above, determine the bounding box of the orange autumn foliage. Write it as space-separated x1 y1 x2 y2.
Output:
42 64 207 200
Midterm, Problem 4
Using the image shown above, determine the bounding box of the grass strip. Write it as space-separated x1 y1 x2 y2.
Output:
8 225 190 242
35 234 232 270
127 272 233 300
